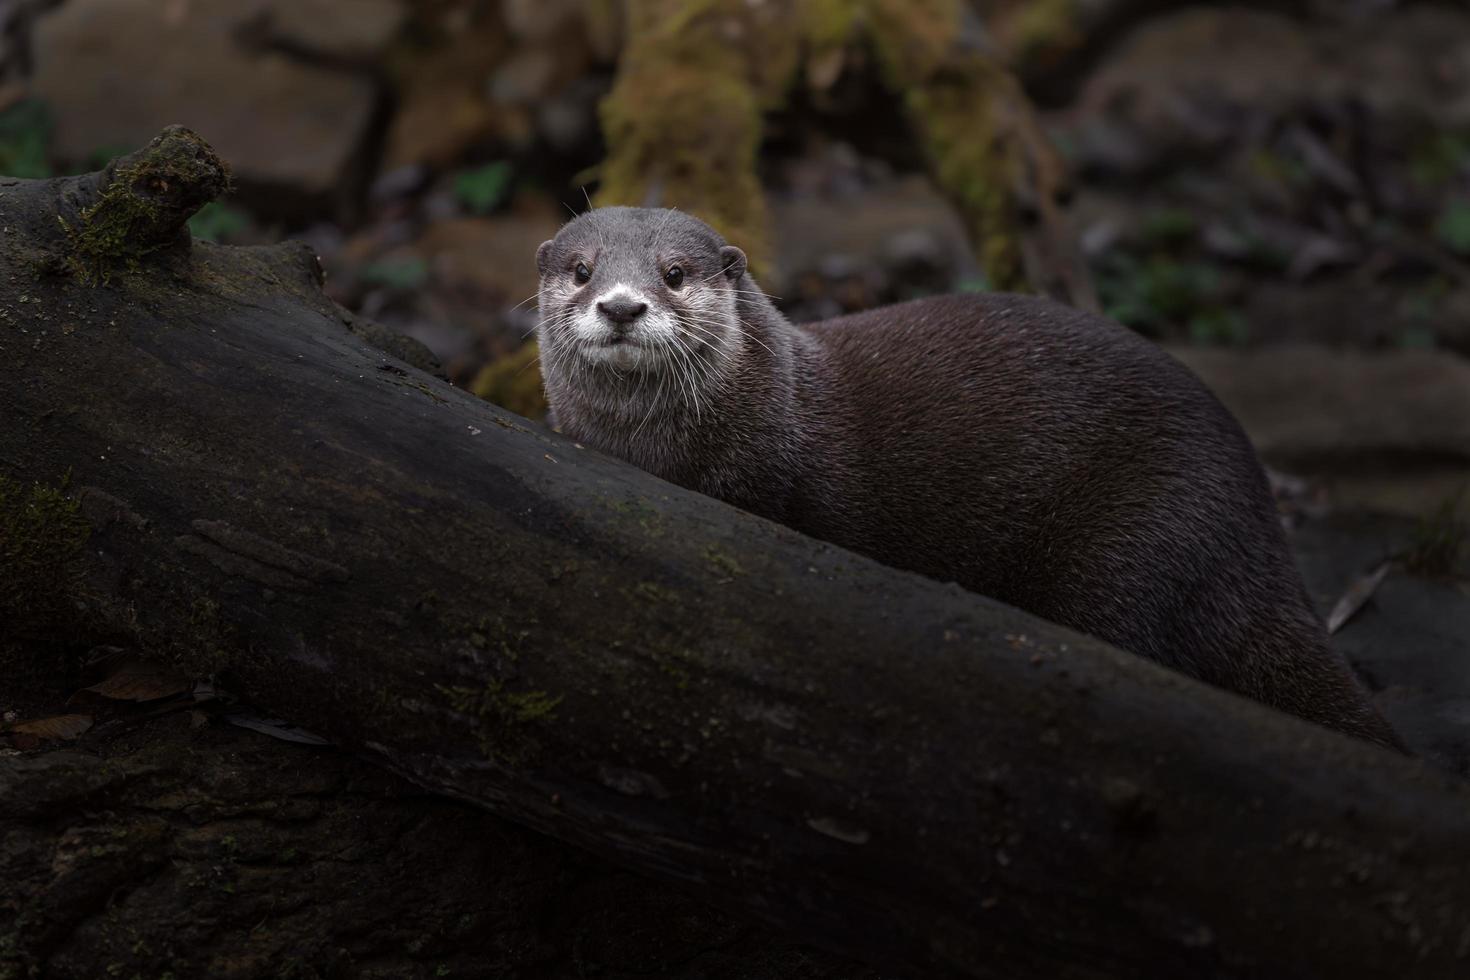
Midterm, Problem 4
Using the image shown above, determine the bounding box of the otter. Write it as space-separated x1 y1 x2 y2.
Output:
535 206 1401 750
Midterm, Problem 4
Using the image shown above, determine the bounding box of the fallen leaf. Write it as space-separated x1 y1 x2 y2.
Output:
1327 560 1392 635
83 658 192 702
226 713 332 746
9 714 93 741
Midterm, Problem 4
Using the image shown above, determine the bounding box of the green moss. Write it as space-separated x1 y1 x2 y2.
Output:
469 341 548 420
60 165 168 284
597 0 773 272
59 128 230 285
1004 0 1082 69
702 545 745 578
799 0 863 51
649 644 697 691
631 581 676 603
436 680 562 765
0 473 91 640
902 72 1027 292
598 0 1041 293
864 0 1032 292
867 0 961 83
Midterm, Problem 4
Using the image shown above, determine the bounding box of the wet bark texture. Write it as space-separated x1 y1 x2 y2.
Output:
3 131 1470 980
1 719 872 979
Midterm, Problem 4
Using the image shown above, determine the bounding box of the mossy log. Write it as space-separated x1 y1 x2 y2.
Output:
4 131 1470 980
597 0 1096 307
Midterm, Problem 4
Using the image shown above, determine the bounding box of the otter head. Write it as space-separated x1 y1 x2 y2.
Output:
534 207 749 386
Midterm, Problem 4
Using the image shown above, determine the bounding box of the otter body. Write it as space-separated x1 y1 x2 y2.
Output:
535 207 1399 749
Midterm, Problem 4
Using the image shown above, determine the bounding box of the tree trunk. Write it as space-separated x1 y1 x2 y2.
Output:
4 130 1470 980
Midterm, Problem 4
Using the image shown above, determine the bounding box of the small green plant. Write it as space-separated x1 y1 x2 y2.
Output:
1403 492 1469 579
1139 207 1198 248
1409 130 1470 187
1397 277 1450 344
1098 254 1230 339
453 161 513 215
1434 198 1470 256
1246 147 1310 189
360 256 430 291
1186 309 1249 346
188 201 251 243
0 99 53 178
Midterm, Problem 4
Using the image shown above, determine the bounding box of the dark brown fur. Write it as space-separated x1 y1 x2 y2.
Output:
536 207 1401 750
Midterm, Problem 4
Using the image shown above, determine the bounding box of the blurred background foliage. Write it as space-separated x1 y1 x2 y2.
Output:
1 0 1468 522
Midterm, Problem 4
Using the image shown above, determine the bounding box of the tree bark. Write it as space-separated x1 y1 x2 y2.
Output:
4 130 1470 980
0 715 872 979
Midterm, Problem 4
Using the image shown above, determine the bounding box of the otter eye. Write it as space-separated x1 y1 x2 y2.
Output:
664 265 684 289
574 262 591 284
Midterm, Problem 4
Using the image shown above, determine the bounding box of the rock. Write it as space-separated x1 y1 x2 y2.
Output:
1175 346 1470 466
1174 345 1470 515
1240 279 1445 349
1290 513 1470 776
370 164 431 204
244 0 404 62
1058 6 1470 179
31 0 380 204
413 210 562 307
325 206 563 382
1285 125 1361 198
381 11 509 172
1077 7 1470 131
1285 235 1360 282
489 48 559 107
1439 287 1470 356
768 174 981 317
536 75 608 153
500 0 584 42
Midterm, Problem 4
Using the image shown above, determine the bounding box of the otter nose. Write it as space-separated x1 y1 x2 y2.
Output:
598 296 647 324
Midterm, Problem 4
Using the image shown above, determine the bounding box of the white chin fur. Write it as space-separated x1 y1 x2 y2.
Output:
581 342 655 371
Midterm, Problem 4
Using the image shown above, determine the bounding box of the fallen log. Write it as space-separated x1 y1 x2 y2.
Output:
0 711 872 979
3 129 1469 979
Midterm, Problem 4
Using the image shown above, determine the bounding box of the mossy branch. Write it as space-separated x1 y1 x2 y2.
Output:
57 125 230 284
594 0 1092 303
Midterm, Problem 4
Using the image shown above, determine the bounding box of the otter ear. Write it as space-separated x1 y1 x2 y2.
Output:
536 240 554 276
719 245 747 281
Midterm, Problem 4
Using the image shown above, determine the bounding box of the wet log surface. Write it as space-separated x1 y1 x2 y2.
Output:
1 717 872 979
3 130 1470 979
